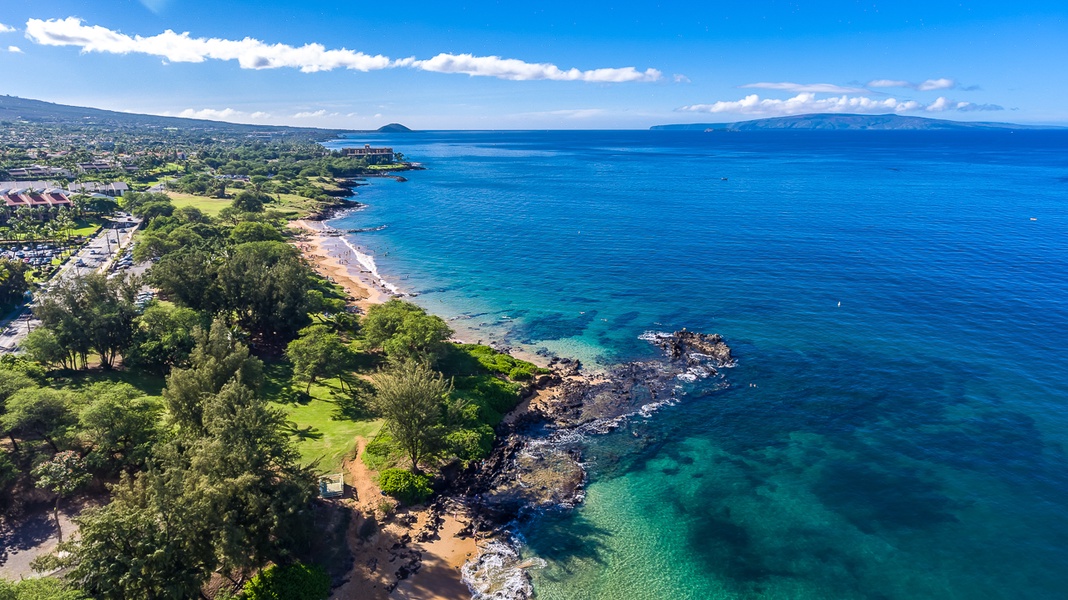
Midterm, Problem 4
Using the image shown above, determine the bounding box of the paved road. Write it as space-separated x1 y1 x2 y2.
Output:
0 215 142 353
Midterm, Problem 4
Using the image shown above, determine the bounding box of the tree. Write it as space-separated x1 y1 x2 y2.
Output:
148 249 221 313
86 197 118 216
285 325 352 393
230 221 283 244
0 368 37 453
230 190 269 213
78 383 162 475
0 259 30 307
21 329 71 370
174 206 209 224
48 475 214 600
120 191 172 215
1 388 79 452
185 380 317 575
0 577 86 600
32 451 90 542
55 380 315 597
216 241 313 345
371 361 454 473
34 273 139 369
136 200 175 221
163 319 263 434
125 303 203 373
361 300 453 364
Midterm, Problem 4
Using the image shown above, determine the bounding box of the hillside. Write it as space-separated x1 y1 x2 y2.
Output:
651 113 1055 131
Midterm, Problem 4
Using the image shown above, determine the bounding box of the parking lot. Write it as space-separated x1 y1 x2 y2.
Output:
0 213 143 352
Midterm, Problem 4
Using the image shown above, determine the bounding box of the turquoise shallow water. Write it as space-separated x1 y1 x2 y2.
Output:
326 130 1068 599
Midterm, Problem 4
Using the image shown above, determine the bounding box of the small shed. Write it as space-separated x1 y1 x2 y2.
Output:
319 473 345 499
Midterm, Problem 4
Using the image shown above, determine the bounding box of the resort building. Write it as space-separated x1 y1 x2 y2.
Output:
67 181 129 197
340 144 395 164
6 165 73 179
0 187 72 222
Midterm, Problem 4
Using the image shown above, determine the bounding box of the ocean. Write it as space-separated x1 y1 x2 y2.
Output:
323 129 1068 599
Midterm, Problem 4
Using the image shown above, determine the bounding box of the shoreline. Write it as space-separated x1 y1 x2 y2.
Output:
291 216 551 369
290 218 484 600
290 207 735 600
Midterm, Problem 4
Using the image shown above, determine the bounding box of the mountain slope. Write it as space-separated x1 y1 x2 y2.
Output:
651 113 1056 131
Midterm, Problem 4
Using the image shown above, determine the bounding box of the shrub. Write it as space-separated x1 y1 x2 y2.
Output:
362 430 403 471
508 366 534 381
0 577 87 600
446 426 495 464
378 468 433 504
242 563 331 600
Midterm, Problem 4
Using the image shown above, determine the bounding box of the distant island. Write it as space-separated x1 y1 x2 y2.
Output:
651 113 1059 131
376 123 413 133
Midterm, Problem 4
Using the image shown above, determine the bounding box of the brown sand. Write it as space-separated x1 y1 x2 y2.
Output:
329 440 478 600
290 219 393 311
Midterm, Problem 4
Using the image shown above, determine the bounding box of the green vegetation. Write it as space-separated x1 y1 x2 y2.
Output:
241 562 331 600
0 120 550 596
165 192 230 217
361 299 453 364
370 361 455 474
0 577 86 600
377 468 433 504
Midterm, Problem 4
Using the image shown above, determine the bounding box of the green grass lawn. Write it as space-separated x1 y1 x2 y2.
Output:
71 217 104 238
50 367 167 398
165 192 231 217
51 359 379 476
166 191 325 219
263 361 382 475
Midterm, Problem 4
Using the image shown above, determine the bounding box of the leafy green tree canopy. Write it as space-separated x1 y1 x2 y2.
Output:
285 324 352 393
163 319 263 434
230 221 284 244
216 241 313 344
371 361 454 473
361 300 453 364
1 387 79 452
77 383 162 474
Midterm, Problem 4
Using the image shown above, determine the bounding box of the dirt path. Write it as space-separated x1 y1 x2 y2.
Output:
329 439 477 600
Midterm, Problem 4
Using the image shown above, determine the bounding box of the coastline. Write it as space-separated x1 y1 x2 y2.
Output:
289 218 483 600
291 206 735 600
291 216 550 369
291 218 396 311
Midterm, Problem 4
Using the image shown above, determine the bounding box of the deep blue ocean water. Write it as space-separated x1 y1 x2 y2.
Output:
325 130 1068 599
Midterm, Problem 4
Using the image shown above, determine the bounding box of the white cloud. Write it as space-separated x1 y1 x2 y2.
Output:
175 108 245 120
26 17 391 72
24 17 661 83
163 107 274 122
741 82 867 94
868 78 956 91
547 109 606 119
400 53 660 82
924 98 1003 112
0 23 14 34
292 110 332 118
925 97 951 112
673 74 691 84
677 92 1001 117
7 46 22 53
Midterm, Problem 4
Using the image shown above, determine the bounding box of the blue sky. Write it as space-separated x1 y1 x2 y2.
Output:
0 1 1065 129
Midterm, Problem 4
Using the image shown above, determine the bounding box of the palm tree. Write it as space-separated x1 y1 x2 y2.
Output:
70 194 89 219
